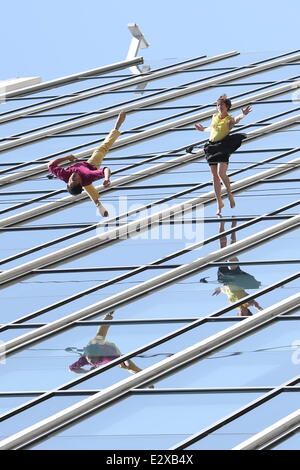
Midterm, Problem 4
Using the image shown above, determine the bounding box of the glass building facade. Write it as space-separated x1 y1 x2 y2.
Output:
0 49 299 450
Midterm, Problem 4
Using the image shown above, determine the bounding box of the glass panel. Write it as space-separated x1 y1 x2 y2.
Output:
70 320 237 391
27 391 262 450
0 328 36 342
0 396 38 421
0 395 86 439
186 391 300 450
0 269 131 324
2 49 300 451
154 319 300 388
173 226 300 265
1 320 233 392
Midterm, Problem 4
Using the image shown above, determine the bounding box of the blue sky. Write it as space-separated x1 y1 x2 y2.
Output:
1 0 299 80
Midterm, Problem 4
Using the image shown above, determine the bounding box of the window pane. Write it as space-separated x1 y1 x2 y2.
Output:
186 391 300 450
153 319 300 388
0 395 86 439
27 391 262 450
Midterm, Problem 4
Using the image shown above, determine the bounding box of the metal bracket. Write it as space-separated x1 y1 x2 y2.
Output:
126 23 150 93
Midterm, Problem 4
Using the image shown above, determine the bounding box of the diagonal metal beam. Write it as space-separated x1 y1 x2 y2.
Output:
2 212 300 354
0 139 299 286
0 290 299 450
0 57 144 100
232 409 300 450
0 52 299 153
0 78 299 194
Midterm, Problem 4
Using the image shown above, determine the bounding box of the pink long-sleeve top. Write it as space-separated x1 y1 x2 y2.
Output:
48 161 106 186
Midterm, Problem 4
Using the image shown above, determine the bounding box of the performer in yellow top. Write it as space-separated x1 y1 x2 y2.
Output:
194 95 251 215
200 219 263 317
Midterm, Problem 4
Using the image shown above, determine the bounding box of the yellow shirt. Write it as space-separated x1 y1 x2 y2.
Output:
222 285 250 309
209 113 232 142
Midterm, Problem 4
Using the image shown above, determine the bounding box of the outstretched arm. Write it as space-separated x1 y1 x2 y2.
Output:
195 123 211 132
212 287 222 296
228 105 252 129
48 154 77 168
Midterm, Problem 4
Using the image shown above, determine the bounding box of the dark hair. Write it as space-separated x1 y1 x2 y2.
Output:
217 94 231 110
67 183 83 196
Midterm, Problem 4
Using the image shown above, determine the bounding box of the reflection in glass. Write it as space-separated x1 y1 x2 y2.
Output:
67 311 171 383
156 319 300 388
27 391 262 450
68 311 142 376
200 219 263 316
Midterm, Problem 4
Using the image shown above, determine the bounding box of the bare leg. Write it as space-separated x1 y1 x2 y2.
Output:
95 312 114 337
218 162 235 209
210 164 224 215
219 218 227 249
228 219 240 269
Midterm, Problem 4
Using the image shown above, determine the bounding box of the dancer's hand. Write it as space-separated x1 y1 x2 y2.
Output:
242 105 252 116
195 123 205 131
68 155 78 162
105 312 114 320
212 287 221 296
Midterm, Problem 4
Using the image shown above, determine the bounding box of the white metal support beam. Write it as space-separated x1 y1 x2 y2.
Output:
0 291 299 450
126 23 150 75
0 52 236 125
0 79 299 194
0 147 299 285
0 77 41 101
0 110 299 230
0 57 144 101
2 212 300 351
232 409 300 450
0 52 299 152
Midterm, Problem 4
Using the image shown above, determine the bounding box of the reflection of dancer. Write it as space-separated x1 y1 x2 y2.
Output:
48 112 126 217
201 219 263 316
68 312 142 374
194 95 251 215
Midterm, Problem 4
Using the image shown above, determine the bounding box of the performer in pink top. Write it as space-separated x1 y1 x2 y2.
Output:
48 111 126 217
68 312 142 375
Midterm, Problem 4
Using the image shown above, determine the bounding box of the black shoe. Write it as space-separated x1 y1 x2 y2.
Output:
186 146 194 154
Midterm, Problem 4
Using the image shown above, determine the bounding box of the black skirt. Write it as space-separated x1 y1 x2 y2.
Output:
217 266 261 289
204 133 247 165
